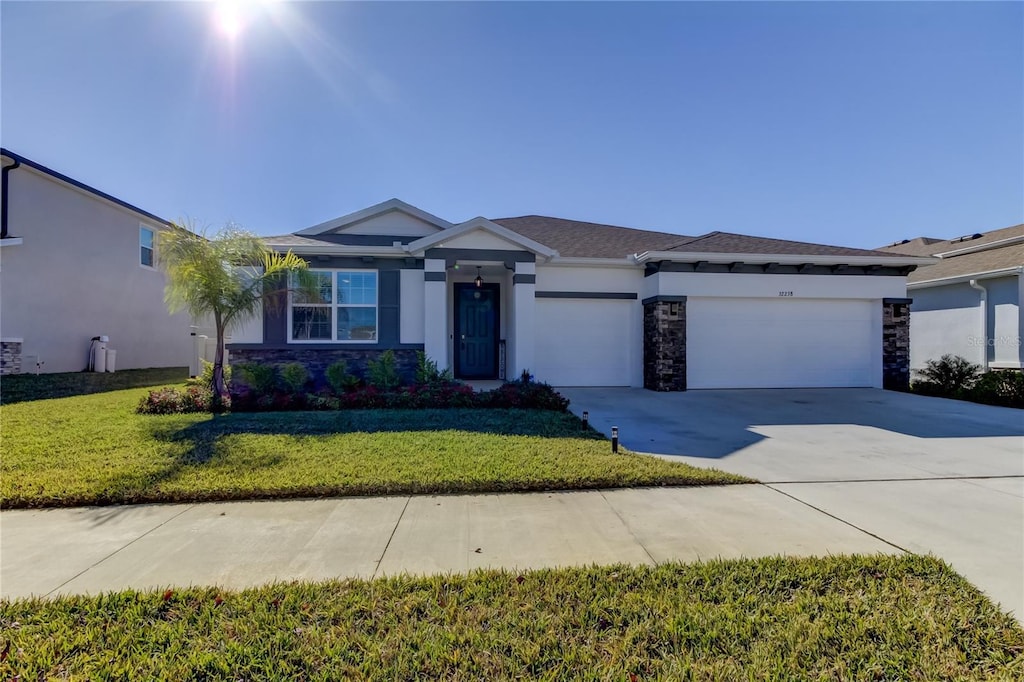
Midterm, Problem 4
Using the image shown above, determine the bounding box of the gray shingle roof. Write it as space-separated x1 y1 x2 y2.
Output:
265 234 340 247
270 214 918 261
879 224 1024 257
664 231 907 258
493 218 905 259
878 224 1024 283
875 236 946 257
906 242 1024 283
491 216 691 259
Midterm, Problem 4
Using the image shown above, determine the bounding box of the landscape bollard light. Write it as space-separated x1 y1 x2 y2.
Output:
611 426 619 454
582 411 589 429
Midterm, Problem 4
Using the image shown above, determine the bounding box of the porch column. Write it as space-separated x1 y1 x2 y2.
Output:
424 258 449 371
643 296 687 391
511 261 536 379
882 297 912 391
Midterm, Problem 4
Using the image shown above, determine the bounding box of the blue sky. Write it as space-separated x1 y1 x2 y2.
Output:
2 1 1021 248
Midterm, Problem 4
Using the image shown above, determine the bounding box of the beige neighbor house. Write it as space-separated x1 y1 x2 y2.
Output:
0 148 195 375
879 224 1023 371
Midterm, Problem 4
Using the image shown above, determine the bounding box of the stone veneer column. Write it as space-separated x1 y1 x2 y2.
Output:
643 297 686 391
0 338 22 375
882 297 912 391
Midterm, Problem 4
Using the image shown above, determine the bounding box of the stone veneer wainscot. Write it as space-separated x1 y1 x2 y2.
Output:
228 348 420 388
0 339 22 375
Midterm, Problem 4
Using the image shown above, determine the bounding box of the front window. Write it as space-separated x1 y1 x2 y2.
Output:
140 226 155 267
290 269 378 342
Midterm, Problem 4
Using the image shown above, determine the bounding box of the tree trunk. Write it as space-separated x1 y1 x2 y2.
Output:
212 315 227 412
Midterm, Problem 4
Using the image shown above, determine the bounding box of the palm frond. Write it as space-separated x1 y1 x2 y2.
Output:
158 223 315 331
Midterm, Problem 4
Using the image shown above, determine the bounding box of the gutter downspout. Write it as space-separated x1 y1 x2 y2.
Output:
968 279 989 371
1 157 21 239
1019 270 1024 370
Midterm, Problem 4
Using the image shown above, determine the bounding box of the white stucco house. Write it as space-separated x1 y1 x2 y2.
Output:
879 224 1023 371
227 198 935 391
0 148 194 374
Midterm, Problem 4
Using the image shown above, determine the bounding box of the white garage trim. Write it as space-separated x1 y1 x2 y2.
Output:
687 297 881 389
534 298 637 386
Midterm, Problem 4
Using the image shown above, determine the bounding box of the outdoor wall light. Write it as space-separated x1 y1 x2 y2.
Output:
475 266 483 288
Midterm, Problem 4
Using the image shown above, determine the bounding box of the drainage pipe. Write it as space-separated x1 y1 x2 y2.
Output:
968 279 989 371
1 156 21 239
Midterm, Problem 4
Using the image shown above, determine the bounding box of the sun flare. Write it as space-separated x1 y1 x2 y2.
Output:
211 0 279 41
213 3 244 40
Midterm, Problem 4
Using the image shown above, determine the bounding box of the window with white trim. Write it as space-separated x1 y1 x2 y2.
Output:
140 226 155 267
290 269 378 342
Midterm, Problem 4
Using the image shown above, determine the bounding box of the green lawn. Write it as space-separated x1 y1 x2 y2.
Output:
2 555 1021 680
0 388 745 508
0 366 188 404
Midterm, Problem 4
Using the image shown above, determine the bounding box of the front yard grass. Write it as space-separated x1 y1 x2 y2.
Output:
3 555 1021 680
0 388 745 508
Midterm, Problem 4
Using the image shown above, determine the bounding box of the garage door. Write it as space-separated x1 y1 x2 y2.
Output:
534 298 633 386
687 297 877 389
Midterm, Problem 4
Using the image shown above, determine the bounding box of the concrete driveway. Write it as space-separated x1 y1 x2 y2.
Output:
560 387 1024 620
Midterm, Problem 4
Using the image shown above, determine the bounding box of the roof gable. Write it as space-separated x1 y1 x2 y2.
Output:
295 198 453 237
407 217 558 258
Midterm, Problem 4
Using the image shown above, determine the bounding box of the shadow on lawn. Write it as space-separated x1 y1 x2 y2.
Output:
0 367 189 405
146 408 603 443
90 409 603 520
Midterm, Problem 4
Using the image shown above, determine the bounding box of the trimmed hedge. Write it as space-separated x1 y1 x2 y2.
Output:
138 371 569 415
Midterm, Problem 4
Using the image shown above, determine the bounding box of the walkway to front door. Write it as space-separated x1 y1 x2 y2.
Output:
454 283 499 379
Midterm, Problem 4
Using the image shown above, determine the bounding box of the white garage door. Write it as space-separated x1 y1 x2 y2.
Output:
534 298 633 386
687 297 878 389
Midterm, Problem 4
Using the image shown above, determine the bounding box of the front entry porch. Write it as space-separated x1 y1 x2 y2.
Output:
422 249 537 383
453 282 501 379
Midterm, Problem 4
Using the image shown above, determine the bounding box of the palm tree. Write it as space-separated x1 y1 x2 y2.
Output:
159 223 317 409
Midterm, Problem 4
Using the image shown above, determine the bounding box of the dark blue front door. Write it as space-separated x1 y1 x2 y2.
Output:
456 283 499 379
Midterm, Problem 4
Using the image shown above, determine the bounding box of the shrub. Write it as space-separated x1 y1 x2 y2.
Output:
278 362 310 393
185 359 231 389
225 378 569 413
325 360 361 394
483 379 569 411
304 393 341 410
137 386 221 414
415 351 454 386
233 363 277 396
368 350 401 390
967 370 1024 408
913 355 981 395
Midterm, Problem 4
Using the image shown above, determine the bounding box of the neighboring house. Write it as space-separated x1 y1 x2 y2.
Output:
0 149 194 374
878 224 1024 371
228 198 934 391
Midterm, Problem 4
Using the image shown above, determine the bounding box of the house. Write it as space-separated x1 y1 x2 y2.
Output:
227 199 935 391
0 149 194 374
878 225 1023 371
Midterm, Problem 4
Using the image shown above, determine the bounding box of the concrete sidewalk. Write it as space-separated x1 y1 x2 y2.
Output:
559 387 1024 621
2 485 894 599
